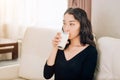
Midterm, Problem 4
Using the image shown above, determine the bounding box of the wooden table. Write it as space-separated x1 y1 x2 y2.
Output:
0 38 18 60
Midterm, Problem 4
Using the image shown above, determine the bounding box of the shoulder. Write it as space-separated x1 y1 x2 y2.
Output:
86 45 98 56
87 45 97 51
83 45 98 61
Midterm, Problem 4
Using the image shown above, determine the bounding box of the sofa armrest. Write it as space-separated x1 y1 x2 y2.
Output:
0 64 19 80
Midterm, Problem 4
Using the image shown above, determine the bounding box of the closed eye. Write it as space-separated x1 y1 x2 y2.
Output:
70 23 75 26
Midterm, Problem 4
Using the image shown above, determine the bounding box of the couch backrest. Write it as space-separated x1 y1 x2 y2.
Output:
95 37 120 80
19 27 57 79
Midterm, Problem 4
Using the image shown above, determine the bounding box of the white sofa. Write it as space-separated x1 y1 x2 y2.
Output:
0 27 56 80
95 37 120 80
0 27 120 80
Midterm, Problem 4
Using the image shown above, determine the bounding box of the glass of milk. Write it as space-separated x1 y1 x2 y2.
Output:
58 31 69 50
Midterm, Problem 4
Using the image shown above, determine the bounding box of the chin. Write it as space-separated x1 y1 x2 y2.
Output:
68 37 73 40
68 36 71 39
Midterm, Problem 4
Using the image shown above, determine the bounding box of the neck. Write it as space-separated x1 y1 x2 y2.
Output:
70 36 81 46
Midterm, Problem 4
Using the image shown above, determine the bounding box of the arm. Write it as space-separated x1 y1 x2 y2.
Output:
44 48 58 79
44 32 61 79
81 48 98 80
44 62 55 79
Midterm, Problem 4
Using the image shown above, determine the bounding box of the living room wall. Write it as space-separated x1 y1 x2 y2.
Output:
92 0 120 39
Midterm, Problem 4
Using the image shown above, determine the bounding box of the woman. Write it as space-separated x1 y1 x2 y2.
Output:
44 8 98 80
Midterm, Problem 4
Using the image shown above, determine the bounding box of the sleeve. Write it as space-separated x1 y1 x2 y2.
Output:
81 48 98 80
43 62 55 79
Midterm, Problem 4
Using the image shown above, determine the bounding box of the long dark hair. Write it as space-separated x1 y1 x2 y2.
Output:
64 8 96 47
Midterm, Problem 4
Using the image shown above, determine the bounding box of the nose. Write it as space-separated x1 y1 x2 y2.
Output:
63 26 70 33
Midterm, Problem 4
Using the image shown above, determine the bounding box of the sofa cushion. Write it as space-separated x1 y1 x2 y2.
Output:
0 64 19 80
19 27 56 80
96 37 120 80
12 77 27 80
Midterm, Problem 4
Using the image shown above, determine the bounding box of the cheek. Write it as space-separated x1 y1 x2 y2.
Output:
68 33 77 39
68 32 72 39
69 30 80 39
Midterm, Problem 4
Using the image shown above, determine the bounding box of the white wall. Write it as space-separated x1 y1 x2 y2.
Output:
92 0 120 38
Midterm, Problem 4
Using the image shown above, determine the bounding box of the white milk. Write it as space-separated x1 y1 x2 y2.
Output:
58 32 69 50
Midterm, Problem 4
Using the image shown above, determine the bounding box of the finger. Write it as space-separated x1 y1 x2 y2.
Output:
56 32 62 38
53 38 61 43
52 38 61 43
66 41 69 44
57 32 61 35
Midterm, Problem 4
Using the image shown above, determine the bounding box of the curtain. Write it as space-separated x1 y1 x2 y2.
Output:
68 0 92 21
0 0 67 39
0 0 67 60
0 0 29 39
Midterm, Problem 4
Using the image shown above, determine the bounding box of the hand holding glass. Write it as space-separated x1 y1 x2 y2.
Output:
58 32 69 50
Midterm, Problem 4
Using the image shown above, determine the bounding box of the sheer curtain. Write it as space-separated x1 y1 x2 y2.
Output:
0 0 67 60
0 0 67 39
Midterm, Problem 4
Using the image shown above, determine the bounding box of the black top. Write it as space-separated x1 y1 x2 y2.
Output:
44 45 98 80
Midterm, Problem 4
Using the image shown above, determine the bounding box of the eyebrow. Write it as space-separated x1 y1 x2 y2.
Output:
63 20 76 22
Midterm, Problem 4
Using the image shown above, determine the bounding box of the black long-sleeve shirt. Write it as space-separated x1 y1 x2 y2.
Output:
44 45 98 80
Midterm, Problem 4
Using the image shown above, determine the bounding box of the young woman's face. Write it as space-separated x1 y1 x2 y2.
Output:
63 13 80 40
